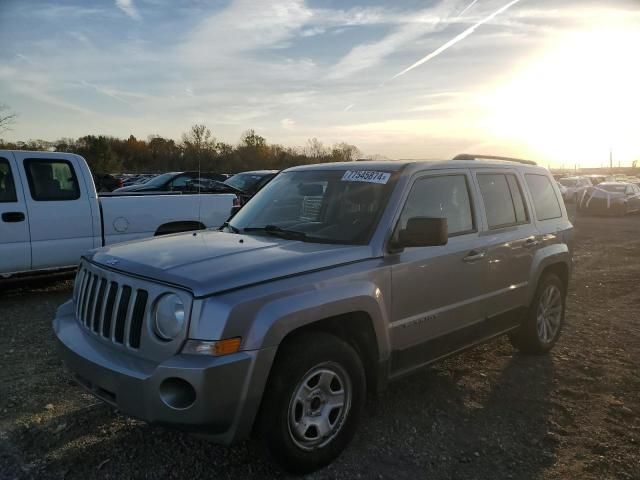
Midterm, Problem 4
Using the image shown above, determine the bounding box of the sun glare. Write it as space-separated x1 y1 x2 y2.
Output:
484 26 640 168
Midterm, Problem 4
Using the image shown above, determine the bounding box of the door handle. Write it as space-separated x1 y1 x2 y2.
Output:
463 250 486 262
1 212 25 223
524 237 539 248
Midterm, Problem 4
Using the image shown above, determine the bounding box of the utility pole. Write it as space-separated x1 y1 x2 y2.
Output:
609 148 613 170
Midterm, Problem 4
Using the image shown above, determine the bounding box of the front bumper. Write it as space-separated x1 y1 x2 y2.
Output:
53 300 276 444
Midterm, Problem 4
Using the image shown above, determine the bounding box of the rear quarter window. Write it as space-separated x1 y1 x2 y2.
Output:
525 174 562 221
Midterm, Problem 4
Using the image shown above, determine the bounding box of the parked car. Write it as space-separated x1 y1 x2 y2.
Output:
557 176 592 203
114 171 227 193
0 151 236 278
184 178 240 194
54 155 572 473
93 173 123 192
223 169 278 204
577 181 640 216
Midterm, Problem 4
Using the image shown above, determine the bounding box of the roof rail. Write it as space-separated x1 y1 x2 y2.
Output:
452 153 537 166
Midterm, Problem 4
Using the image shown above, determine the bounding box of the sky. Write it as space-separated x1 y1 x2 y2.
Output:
1 0 639 167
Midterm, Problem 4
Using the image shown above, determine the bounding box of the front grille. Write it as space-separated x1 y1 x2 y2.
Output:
75 267 149 349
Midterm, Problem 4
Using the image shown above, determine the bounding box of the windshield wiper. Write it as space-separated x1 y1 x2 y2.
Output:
243 224 308 240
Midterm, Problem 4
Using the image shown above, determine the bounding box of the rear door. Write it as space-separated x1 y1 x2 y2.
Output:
472 169 539 321
14 152 95 270
0 153 31 274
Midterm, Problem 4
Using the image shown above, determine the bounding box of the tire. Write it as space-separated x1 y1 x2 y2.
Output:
509 273 566 354
257 332 366 474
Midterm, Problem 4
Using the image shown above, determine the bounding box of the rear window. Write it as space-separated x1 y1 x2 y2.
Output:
525 174 562 221
24 159 81 201
0 158 17 203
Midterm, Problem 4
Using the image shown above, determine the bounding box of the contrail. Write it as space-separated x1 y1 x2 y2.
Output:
458 0 480 18
391 0 523 80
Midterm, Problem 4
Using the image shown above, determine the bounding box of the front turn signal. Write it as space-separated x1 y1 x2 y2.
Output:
181 337 242 357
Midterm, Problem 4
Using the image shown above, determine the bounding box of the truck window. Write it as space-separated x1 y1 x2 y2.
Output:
0 158 17 203
477 174 529 228
24 159 81 201
525 174 562 221
399 175 474 236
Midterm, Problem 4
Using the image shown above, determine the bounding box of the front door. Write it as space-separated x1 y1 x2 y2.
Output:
0 154 31 275
14 152 95 270
389 171 488 375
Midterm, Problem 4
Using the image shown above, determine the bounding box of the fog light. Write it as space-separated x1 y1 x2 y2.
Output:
159 377 196 410
181 337 242 356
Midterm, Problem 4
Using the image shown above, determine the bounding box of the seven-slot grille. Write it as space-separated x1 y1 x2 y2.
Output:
75 267 149 349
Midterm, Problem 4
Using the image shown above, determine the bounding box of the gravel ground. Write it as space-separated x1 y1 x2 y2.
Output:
1 210 639 479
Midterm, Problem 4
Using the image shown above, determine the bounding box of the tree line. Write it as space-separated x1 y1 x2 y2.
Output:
0 124 364 174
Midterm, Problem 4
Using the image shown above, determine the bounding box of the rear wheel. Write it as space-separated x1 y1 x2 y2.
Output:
257 332 365 474
510 273 565 354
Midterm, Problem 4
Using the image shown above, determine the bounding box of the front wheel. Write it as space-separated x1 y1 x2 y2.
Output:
257 332 366 474
510 273 566 354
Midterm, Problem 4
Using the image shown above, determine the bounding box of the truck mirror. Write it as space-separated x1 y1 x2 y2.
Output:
395 217 448 249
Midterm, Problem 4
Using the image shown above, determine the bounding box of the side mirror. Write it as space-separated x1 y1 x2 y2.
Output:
394 217 448 249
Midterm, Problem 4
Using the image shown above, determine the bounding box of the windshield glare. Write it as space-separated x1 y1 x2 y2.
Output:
229 170 396 245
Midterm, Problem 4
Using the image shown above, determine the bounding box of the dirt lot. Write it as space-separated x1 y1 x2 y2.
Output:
1 211 639 480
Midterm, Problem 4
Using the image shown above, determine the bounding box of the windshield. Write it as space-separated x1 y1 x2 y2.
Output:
143 172 175 187
224 173 271 193
228 169 396 245
559 179 577 187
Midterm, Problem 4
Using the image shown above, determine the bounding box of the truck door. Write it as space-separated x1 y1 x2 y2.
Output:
14 152 95 270
0 153 31 275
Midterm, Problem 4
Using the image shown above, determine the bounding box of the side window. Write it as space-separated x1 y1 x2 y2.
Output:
398 175 474 236
24 159 81 201
0 158 18 203
477 174 528 228
525 174 562 221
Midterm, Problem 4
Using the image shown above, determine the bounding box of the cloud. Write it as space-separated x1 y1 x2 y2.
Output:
115 0 141 20
181 0 312 63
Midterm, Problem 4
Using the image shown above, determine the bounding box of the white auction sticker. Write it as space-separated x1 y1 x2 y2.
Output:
341 170 391 184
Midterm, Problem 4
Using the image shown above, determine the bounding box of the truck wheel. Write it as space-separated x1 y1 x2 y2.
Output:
509 273 565 354
257 332 366 474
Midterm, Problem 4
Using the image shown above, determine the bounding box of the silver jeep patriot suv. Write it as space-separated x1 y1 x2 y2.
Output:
54 155 573 473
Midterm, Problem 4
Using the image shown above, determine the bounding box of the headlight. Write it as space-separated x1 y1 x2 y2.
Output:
154 293 185 340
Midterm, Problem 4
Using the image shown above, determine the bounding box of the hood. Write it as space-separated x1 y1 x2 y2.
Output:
90 230 374 297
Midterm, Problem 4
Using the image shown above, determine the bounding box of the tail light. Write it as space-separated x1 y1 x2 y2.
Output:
118 179 124 188
233 196 241 207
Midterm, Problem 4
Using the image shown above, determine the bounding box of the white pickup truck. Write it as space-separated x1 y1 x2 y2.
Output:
0 150 236 278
